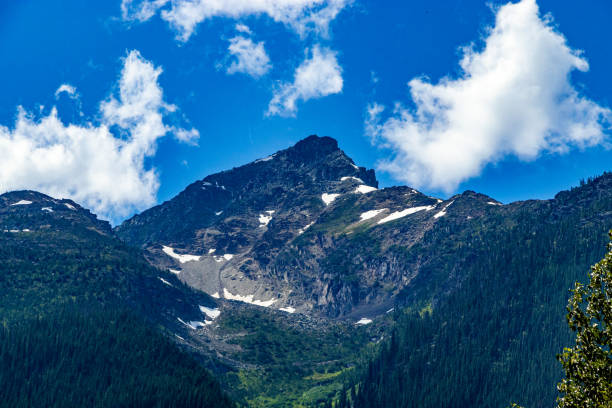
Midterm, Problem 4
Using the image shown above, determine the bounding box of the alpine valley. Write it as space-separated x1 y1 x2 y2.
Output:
1 135 611 407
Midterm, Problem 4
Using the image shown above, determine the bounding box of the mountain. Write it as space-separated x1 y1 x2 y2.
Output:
115 135 612 406
346 174 612 408
0 190 234 407
3 135 612 407
0 190 219 327
116 135 381 317
0 188 372 408
115 135 516 319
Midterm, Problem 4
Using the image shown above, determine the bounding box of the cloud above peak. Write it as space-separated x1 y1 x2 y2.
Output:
0 50 198 222
226 33 272 78
268 45 342 117
121 0 351 42
367 0 610 192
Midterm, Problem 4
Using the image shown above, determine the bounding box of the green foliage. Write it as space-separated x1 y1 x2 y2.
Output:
219 307 371 407
557 232 612 408
0 306 234 408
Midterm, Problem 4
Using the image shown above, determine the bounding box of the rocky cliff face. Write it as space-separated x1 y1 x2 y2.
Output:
115 135 612 320
115 135 383 316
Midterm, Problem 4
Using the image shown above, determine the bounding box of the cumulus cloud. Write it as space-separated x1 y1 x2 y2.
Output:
226 34 272 78
121 0 350 42
267 45 342 116
0 50 199 222
366 0 610 192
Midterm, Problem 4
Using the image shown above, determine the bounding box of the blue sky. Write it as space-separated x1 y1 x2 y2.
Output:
0 0 611 223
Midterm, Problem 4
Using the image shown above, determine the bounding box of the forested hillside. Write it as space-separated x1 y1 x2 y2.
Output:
0 307 233 408
0 191 234 407
345 176 612 408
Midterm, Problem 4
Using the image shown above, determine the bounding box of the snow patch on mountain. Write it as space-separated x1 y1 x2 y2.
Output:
378 206 435 224
298 222 314 235
356 318 373 325
223 288 276 307
360 209 386 221
341 176 364 183
162 245 201 263
259 210 275 226
11 200 32 206
255 155 274 163
321 193 340 205
199 305 221 320
177 317 207 330
213 253 234 263
355 185 377 194
434 201 454 219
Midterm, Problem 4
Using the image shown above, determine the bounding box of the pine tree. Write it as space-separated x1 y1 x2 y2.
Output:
557 232 612 407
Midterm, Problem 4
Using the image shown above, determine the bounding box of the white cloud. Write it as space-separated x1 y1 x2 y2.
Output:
267 45 342 116
227 35 272 78
121 0 350 42
0 50 199 222
367 0 610 192
121 0 170 22
235 23 252 34
54 84 79 99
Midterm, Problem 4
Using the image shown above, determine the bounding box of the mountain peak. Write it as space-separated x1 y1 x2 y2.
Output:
0 190 111 235
290 135 338 155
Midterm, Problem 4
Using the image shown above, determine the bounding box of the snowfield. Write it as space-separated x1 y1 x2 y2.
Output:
162 246 201 263
223 288 277 307
355 185 377 194
11 200 32 206
378 206 435 224
199 305 221 320
360 208 386 221
321 193 340 205
356 318 373 325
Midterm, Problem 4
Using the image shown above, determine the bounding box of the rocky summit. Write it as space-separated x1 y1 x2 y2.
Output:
114 135 612 321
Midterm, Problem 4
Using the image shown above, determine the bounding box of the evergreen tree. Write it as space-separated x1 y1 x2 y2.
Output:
557 232 612 407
